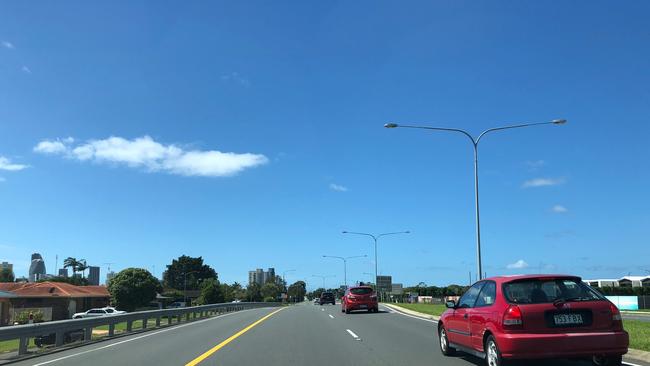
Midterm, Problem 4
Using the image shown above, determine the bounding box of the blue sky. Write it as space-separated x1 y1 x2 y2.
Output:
1 1 649 289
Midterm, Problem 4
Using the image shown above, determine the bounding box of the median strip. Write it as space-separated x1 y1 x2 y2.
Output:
185 307 284 366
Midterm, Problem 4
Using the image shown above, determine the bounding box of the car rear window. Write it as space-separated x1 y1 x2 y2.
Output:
350 288 372 295
321 292 334 298
503 278 604 304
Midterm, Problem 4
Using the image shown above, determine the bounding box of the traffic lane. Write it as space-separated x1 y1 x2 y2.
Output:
376 305 650 366
623 313 650 322
9 307 279 366
209 303 393 366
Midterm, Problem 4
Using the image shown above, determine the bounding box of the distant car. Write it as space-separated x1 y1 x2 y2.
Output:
341 286 378 313
231 299 241 303
313 298 320 305
319 292 335 305
72 307 124 319
168 302 186 308
34 329 84 347
438 275 629 366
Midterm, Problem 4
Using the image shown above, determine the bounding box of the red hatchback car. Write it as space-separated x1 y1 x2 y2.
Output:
341 286 378 313
438 275 628 366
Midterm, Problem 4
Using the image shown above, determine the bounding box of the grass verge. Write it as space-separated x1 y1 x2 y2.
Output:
625 320 650 352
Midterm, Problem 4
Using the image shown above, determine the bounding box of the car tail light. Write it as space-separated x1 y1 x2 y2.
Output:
609 302 623 329
503 305 523 329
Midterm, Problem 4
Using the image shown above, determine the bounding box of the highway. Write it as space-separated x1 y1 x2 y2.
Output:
10 303 649 366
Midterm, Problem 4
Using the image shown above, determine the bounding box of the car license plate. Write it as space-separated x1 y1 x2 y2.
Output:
554 313 583 325
359 304 367 308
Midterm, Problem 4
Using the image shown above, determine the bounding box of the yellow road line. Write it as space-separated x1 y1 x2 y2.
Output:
185 307 285 366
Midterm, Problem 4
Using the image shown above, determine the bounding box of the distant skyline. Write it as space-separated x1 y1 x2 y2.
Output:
1 1 649 289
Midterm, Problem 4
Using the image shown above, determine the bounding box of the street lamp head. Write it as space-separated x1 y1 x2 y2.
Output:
552 119 567 125
341 231 348 234
384 123 399 128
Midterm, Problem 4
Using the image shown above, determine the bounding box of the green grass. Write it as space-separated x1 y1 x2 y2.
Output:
0 338 36 354
625 320 650 352
387 303 447 316
94 319 159 333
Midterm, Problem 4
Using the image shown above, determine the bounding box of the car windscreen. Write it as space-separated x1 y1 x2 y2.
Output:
503 278 605 304
350 288 372 295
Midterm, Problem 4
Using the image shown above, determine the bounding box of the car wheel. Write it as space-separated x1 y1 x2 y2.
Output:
345 308 350 314
438 326 455 356
592 355 623 366
485 335 506 366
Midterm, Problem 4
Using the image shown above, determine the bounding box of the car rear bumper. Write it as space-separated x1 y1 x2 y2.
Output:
345 302 378 311
498 331 629 359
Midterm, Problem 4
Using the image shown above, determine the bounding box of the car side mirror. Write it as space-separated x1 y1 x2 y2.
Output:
445 300 456 309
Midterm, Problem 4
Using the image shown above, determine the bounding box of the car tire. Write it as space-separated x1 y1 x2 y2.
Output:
341 307 345 313
592 355 623 366
485 335 506 366
345 308 350 314
438 325 455 356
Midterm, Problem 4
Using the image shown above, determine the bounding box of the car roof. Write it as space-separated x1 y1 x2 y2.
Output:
483 274 581 283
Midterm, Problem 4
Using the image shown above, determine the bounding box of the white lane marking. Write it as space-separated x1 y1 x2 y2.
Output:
383 306 438 324
328 314 334 319
321 308 324 311
32 308 265 366
346 329 359 339
623 363 644 366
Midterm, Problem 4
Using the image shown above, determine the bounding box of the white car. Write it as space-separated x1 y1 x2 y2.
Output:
72 307 125 319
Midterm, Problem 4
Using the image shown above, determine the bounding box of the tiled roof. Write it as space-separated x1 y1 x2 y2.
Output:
0 282 109 298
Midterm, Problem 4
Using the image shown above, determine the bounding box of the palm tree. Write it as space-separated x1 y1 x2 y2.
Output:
77 259 88 279
63 257 79 277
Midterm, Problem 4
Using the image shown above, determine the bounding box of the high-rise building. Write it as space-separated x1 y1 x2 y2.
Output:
106 271 116 286
29 253 46 282
248 268 277 286
266 268 275 284
88 266 100 285
58 268 68 277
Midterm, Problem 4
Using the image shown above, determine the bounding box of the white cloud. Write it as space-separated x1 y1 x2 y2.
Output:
21 66 31 74
552 205 568 213
522 177 565 188
0 156 28 171
507 259 529 269
1 41 14 49
34 135 268 177
329 183 348 192
34 138 72 154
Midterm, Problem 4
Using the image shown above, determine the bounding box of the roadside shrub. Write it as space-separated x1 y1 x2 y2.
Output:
14 310 44 324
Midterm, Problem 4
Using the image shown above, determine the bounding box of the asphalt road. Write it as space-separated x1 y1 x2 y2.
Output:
622 312 650 322
9 303 649 366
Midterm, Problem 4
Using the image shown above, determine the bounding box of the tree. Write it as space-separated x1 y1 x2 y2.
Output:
108 268 161 311
38 276 88 286
196 279 224 305
162 255 218 290
63 257 79 277
287 281 306 302
246 282 262 302
260 282 281 301
76 259 88 279
0 268 14 282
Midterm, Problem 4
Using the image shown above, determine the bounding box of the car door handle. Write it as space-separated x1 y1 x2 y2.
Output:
464 314 468 319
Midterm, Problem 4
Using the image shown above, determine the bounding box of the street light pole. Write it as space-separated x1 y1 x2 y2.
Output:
385 119 566 280
342 231 410 295
322 255 367 287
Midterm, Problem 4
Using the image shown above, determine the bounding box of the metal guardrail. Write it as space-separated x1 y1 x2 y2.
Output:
0 302 280 356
